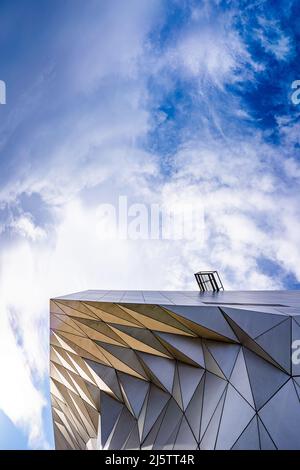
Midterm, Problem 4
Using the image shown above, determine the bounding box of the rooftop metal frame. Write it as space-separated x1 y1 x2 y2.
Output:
194 270 224 292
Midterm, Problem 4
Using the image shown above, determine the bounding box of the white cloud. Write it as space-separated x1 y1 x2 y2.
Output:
158 126 300 290
160 5 263 90
0 0 162 448
10 215 46 241
255 16 294 61
0 243 48 448
0 310 47 448
175 27 248 87
283 157 300 180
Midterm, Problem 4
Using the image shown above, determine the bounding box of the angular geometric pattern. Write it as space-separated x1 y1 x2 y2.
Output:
50 290 300 450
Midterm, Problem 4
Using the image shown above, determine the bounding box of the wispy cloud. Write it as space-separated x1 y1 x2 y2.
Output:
255 16 295 61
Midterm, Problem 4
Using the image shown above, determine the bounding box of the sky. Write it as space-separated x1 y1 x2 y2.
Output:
0 0 300 449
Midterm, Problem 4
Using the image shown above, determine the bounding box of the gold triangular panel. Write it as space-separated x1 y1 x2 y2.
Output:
84 302 144 327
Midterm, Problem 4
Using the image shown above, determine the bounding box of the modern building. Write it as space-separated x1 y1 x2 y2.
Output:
50 289 300 450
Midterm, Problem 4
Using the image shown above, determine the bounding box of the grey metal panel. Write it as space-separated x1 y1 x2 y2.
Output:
229 349 254 408
255 318 291 373
200 389 226 450
141 385 170 441
174 417 198 450
177 363 204 410
118 372 149 417
221 307 286 338
137 389 149 441
153 399 182 449
294 377 300 389
160 419 182 450
172 366 183 410
203 343 226 380
97 343 147 378
231 416 260 450
204 341 240 379
223 316 285 369
216 384 255 450
243 348 289 409
258 418 276 450
162 305 237 341
200 373 227 439
108 407 135 450
99 392 123 448
141 406 167 450
85 360 122 400
259 379 300 450
156 332 205 367
137 353 175 393
185 376 205 441
123 424 140 450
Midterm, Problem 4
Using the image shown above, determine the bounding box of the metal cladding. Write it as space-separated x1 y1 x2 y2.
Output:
50 290 300 450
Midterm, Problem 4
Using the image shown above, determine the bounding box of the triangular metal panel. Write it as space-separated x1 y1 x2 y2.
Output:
152 399 182 450
137 352 175 393
258 418 277 450
155 332 205 368
231 416 260 450
255 318 291 373
85 360 123 400
178 363 204 410
200 389 226 450
173 417 198 450
221 307 285 339
243 348 289 410
162 305 237 341
203 343 226 380
185 375 205 441
123 424 140 450
108 407 136 450
229 348 254 408
141 385 170 441
259 379 300 450
200 372 227 439
216 384 255 450
117 372 149 418
204 341 240 379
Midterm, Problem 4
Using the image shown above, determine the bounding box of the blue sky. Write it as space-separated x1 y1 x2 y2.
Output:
0 0 300 449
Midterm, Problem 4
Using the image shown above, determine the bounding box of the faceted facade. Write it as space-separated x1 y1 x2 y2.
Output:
50 290 300 450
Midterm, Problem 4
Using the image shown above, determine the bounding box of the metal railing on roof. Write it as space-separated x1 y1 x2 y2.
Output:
194 270 224 292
